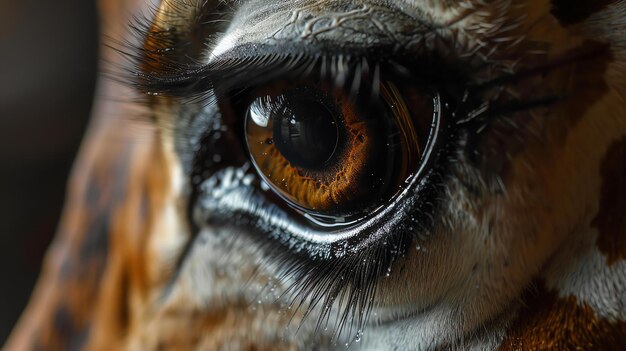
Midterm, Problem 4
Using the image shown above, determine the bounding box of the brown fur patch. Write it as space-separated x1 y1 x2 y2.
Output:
5 131 135 350
475 41 610 183
551 0 618 25
499 280 626 350
593 136 626 266
136 307 299 350
140 0 228 78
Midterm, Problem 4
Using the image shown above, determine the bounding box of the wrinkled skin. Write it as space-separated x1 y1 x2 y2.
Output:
7 0 626 350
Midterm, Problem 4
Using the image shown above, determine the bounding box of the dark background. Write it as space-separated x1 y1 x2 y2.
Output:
0 0 99 343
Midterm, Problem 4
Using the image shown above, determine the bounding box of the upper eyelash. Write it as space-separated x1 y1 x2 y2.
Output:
128 48 444 99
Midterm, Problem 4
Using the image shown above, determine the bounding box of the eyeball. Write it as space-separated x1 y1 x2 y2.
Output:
245 80 437 223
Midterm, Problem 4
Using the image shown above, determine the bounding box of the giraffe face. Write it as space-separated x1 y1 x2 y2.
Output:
119 1 625 348
7 0 626 350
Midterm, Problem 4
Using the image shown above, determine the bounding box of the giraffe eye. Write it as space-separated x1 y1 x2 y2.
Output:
244 80 436 223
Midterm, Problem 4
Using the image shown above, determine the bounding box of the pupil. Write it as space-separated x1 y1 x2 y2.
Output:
272 99 339 169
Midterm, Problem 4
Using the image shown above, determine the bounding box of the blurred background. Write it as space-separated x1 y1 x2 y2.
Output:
0 0 99 343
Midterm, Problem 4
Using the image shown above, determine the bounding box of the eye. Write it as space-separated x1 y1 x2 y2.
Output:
244 79 436 223
129 40 461 341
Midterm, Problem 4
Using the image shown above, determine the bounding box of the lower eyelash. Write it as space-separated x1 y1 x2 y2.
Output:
193 167 419 342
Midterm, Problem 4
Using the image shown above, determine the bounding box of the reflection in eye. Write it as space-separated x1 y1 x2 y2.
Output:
245 80 435 222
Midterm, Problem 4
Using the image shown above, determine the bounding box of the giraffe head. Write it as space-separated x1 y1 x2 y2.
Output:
7 0 626 350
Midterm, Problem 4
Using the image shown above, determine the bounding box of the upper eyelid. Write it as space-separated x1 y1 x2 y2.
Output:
125 0 556 105
123 4 480 98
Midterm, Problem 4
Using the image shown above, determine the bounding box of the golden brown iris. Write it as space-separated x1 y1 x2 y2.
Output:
245 80 431 218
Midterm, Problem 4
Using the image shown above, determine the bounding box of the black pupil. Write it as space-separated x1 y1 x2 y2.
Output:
272 99 339 169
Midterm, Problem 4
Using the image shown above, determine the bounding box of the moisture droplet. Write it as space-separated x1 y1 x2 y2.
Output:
355 330 363 343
